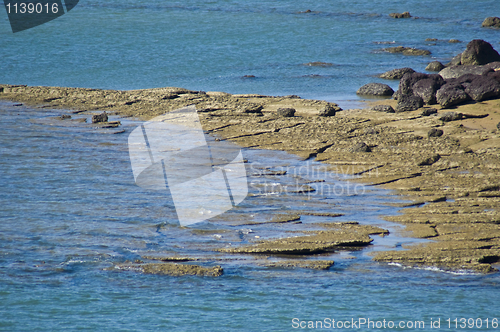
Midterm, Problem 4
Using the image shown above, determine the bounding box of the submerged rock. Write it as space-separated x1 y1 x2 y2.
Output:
142 263 223 277
383 46 431 56
482 17 500 28
92 111 108 123
302 61 334 67
379 67 415 80
389 12 411 18
219 223 386 255
260 260 334 270
115 262 223 277
356 83 394 96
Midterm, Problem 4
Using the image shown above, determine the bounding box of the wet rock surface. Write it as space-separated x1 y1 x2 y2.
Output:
302 61 334 67
116 262 224 277
2 83 500 273
259 260 335 270
92 111 108 123
219 223 387 255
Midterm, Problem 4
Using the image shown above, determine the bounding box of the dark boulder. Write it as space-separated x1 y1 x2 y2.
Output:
497 122 500 130
486 69 500 84
438 111 463 122
448 53 462 66
425 61 445 72
421 108 438 116
389 12 411 18
92 111 108 123
371 105 395 113
394 72 430 100
461 39 500 65
396 94 424 112
356 83 395 96
350 142 371 152
277 108 296 117
379 67 415 80
485 61 500 69
428 128 444 138
454 73 481 84
318 104 341 117
59 114 71 120
436 84 471 108
464 75 500 101
412 76 445 104
482 17 500 28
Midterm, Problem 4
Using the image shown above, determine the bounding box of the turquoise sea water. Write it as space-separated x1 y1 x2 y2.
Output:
1 0 499 107
2 1 500 331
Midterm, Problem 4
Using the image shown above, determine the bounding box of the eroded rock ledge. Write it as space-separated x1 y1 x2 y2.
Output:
1 83 500 273
218 223 388 255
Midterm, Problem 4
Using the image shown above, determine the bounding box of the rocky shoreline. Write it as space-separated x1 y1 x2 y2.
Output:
2 41 500 274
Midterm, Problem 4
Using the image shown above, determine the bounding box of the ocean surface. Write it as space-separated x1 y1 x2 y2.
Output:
1 1 500 331
1 0 500 108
